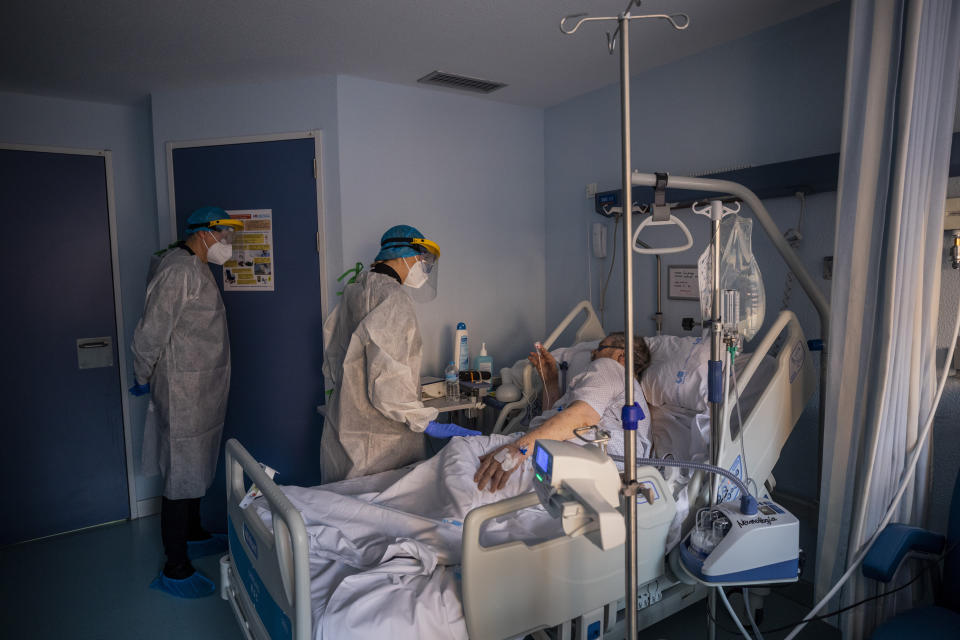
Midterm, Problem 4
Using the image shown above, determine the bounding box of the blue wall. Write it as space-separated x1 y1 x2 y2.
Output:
543 2 850 500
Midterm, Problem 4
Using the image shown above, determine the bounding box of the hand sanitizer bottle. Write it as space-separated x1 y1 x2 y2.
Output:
475 343 493 381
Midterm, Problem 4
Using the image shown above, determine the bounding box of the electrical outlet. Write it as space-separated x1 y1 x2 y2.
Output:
586 182 598 199
822 256 833 280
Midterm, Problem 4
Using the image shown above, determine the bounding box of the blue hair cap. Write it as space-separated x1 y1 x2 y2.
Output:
185 206 230 236
375 224 426 261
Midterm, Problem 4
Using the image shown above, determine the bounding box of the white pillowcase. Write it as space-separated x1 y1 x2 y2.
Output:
641 334 711 412
499 340 600 398
550 340 600 393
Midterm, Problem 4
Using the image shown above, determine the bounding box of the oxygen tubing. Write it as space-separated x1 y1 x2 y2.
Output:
609 454 757 514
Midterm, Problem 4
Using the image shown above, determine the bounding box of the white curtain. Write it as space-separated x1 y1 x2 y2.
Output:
816 0 960 637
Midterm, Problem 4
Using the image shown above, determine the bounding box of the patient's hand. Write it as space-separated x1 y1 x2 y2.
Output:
528 345 559 400
474 443 525 493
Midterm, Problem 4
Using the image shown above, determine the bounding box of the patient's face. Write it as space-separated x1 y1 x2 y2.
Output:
591 339 624 362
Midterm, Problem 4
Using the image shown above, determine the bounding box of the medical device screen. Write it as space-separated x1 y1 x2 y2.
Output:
534 443 552 479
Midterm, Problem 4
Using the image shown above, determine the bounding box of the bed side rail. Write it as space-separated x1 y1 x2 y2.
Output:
542 300 606 350
685 310 815 512
225 438 312 640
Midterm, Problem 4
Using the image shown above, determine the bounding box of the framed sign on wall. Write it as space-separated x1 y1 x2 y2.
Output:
667 265 699 300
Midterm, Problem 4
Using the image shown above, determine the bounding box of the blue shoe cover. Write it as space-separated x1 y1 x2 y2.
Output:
150 570 216 598
188 533 228 558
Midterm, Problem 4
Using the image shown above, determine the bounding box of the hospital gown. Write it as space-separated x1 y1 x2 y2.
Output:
530 357 652 462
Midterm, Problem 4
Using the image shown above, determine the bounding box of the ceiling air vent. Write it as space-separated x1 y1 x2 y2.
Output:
417 70 507 94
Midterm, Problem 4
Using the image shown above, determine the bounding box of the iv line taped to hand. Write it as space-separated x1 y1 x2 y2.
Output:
494 448 522 472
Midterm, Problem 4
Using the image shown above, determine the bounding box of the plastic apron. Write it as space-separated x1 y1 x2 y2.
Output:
132 248 231 499
320 270 438 483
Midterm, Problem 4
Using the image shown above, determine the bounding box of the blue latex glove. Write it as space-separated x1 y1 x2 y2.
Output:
128 381 150 396
425 421 481 439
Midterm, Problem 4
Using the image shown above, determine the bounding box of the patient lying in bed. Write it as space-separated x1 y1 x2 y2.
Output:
475 332 652 493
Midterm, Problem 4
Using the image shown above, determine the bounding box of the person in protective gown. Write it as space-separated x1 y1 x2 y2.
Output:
129 206 243 598
321 225 479 484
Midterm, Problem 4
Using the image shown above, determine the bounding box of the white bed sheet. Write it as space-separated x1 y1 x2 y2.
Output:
253 434 559 640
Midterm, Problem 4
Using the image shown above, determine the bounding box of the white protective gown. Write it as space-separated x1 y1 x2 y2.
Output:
132 246 231 499
321 269 439 483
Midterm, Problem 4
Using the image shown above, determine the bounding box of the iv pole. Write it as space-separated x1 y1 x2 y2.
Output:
561 4 688 639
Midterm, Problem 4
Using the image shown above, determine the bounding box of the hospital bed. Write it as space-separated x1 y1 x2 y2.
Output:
219 301 815 640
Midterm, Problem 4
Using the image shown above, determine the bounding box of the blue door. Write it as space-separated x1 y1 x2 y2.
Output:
171 137 324 528
0 148 128 546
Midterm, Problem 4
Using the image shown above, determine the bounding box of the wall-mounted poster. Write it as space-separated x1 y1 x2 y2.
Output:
667 264 699 300
223 209 275 291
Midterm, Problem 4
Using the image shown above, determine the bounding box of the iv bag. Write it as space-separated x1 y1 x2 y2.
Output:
697 215 766 340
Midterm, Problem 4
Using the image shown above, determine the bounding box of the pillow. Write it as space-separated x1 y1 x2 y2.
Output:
641 334 711 411
551 340 600 394
498 340 599 398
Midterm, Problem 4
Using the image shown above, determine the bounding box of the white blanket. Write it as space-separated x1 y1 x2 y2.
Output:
254 434 558 640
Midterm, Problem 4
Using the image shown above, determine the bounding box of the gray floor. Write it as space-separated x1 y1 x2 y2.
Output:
0 516 238 640
642 582 841 639
0 515 840 640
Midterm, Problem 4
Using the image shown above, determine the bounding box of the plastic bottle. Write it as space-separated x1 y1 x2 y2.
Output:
475 343 493 380
444 362 460 402
454 322 469 372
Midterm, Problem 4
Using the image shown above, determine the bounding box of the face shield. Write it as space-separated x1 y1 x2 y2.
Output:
210 227 236 245
404 252 439 303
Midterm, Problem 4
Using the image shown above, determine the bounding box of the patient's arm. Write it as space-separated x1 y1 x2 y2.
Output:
474 400 601 492
528 345 561 410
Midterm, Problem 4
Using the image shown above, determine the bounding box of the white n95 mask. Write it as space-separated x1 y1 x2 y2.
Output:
207 241 233 266
403 259 429 289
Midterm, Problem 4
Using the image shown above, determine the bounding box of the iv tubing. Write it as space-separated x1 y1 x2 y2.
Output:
635 457 752 503
783 271 960 640
609 452 755 507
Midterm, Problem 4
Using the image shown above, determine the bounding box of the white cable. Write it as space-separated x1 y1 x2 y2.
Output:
729 348 757 496
717 587 754 640
586 220 593 309
784 271 960 640
743 588 765 640
599 215 620 327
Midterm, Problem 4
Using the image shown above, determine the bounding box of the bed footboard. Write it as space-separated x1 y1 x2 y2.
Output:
223 438 312 640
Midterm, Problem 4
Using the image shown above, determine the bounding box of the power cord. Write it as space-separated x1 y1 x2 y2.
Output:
707 540 957 638
599 214 620 328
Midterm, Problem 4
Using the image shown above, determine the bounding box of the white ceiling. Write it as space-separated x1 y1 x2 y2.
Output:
0 0 837 108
